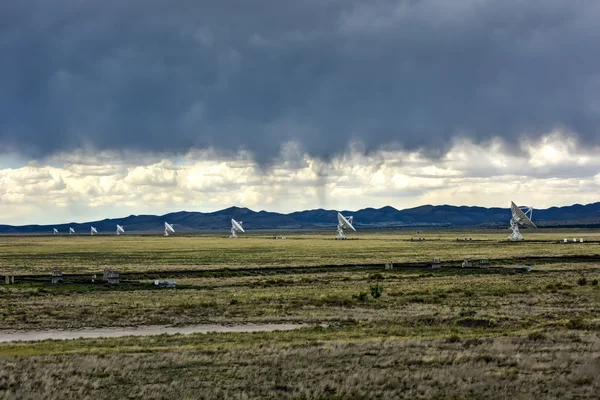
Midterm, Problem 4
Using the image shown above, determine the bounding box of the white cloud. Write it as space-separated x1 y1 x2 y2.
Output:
125 161 178 187
0 133 598 225
525 133 593 168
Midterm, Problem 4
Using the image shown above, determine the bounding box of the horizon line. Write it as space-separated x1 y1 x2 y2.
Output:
1 201 597 228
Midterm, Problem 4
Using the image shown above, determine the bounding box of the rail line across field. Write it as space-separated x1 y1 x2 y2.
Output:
4 254 600 284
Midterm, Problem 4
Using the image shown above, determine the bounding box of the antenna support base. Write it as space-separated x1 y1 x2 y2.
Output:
230 228 238 238
336 224 346 240
508 219 524 241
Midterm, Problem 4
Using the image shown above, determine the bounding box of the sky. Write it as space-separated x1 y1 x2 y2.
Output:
1 0 600 225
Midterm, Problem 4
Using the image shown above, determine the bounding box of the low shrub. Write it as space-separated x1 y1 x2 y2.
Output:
316 295 354 307
592 279 599 286
369 273 385 280
457 317 497 328
406 296 426 303
459 310 477 318
370 283 383 299
567 318 587 330
527 331 546 341
546 282 572 291
445 334 461 343
577 277 587 286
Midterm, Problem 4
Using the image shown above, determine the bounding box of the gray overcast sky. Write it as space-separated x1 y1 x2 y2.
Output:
2 0 600 160
1 0 599 224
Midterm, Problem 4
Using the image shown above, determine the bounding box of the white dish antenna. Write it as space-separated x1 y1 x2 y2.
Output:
69 227 75 234
508 201 536 241
90 227 98 235
230 219 245 238
336 212 356 239
53 228 58 234
164 222 175 236
116 225 125 235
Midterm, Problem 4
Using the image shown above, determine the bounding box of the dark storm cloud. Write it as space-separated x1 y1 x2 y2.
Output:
1 0 600 162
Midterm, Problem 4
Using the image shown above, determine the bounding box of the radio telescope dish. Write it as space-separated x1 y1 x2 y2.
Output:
90 227 98 235
230 219 245 238
508 201 536 241
116 225 125 235
53 228 58 234
336 212 356 240
69 227 75 234
164 222 175 237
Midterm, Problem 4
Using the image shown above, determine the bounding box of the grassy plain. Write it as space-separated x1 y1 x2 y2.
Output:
0 230 599 399
2 331 599 399
0 229 599 274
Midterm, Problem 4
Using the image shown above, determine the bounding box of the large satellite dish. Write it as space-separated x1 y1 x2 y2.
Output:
53 228 58 234
90 227 98 236
230 219 245 238
69 227 75 234
508 201 536 241
164 222 175 237
336 212 356 240
116 225 125 235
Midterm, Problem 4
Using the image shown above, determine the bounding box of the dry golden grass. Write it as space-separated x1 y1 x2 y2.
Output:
0 229 599 398
0 229 599 274
1 265 599 330
1 331 599 399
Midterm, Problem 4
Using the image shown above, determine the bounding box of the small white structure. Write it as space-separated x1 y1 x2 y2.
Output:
154 280 176 288
116 225 125 235
573 238 577 243
69 227 75 234
51 270 63 285
103 269 119 284
580 238 584 243
508 201 536 241
564 238 568 243
164 222 175 237
336 212 356 240
230 219 245 238
53 228 58 234
90 227 98 236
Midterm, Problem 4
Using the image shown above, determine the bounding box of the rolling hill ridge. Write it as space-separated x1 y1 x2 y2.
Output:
1 202 599 234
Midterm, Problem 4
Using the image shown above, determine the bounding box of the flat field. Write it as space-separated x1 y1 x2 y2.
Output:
0 228 599 274
0 229 599 399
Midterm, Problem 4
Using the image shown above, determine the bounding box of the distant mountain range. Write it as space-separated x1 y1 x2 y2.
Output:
1 202 600 234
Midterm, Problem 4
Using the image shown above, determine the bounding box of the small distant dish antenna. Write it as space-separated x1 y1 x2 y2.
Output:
230 219 245 238
90 227 98 236
508 201 536 241
336 212 356 240
164 222 175 236
53 228 58 234
69 227 75 234
116 225 125 235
